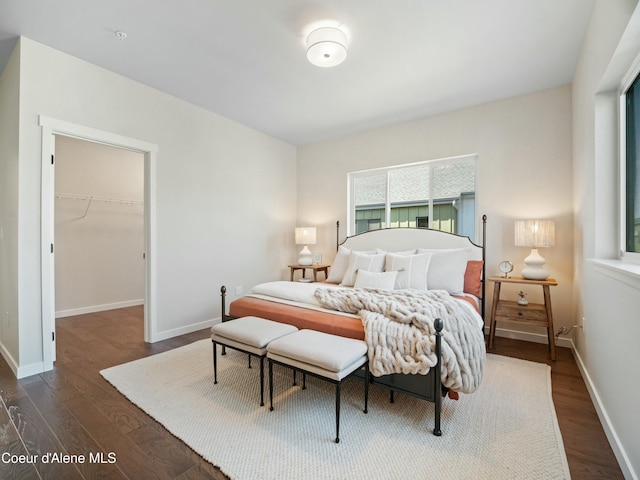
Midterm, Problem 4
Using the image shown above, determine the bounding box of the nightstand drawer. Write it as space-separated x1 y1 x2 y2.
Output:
495 301 548 324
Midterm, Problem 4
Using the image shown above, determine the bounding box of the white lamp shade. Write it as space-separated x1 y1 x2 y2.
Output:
306 27 348 67
514 219 555 247
295 227 316 245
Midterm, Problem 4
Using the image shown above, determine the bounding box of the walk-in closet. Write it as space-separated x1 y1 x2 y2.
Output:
54 136 145 318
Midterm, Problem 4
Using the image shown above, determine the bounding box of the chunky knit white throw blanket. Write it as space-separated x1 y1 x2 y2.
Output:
314 288 486 394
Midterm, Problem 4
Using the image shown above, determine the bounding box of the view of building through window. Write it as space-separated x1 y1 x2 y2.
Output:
349 156 477 239
624 72 640 254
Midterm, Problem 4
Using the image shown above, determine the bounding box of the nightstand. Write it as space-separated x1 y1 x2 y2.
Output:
488 276 558 361
288 264 330 282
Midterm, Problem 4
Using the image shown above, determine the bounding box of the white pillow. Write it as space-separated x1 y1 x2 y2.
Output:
327 246 377 283
384 252 432 290
326 246 350 283
417 248 470 294
354 270 398 290
340 252 386 287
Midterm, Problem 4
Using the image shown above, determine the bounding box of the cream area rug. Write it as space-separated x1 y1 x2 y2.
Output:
100 339 570 480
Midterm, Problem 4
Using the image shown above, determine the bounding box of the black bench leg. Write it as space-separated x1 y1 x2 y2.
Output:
335 382 341 444
302 372 307 390
213 341 218 385
390 390 394 403
259 356 265 407
269 360 274 411
293 369 297 386
364 363 369 414
248 354 252 369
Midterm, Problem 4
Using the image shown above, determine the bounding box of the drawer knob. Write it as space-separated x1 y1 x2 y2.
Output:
518 312 523 316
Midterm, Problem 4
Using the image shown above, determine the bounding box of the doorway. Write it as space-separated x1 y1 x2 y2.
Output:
54 136 144 320
40 116 158 370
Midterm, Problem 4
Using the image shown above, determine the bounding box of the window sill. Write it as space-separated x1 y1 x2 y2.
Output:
587 258 640 290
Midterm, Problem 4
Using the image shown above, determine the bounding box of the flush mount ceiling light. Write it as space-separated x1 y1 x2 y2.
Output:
306 27 348 67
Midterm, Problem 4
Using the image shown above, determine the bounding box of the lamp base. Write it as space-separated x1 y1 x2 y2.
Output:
298 256 312 266
521 248 549 280
298 246 312 266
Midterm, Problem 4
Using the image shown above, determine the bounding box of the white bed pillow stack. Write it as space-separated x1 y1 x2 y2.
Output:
384 252 432 290
327 245 471 295
326 246 376 283
340 251 386 286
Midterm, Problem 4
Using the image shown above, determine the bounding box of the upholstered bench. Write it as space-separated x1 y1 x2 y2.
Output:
267 329 369 443
211 316 298 406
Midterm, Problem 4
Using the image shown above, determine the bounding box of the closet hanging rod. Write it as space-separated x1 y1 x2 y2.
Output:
55 192 143 206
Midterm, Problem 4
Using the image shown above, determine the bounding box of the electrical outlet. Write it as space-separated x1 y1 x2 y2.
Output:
5 311 10 327
235 286 244 296
581 316 586 335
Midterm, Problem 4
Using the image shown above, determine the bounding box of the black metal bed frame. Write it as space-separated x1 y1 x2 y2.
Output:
220 215 486 436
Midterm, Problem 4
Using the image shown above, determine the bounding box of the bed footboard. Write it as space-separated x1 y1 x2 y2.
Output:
220 285 237 322
368 318 443 436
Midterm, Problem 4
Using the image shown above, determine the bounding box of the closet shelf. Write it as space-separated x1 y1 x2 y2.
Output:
55 193 143 206
55 193 143 219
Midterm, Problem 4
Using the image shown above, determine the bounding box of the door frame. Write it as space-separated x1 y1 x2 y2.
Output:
39 116 159 370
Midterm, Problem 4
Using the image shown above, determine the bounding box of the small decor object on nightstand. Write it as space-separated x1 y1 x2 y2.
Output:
517 291 528 305
499 260 514 278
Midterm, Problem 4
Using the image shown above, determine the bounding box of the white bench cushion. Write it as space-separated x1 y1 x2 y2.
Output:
211 316 298 355
267 329 367 381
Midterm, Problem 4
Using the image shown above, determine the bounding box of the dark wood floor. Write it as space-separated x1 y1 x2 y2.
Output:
0 306 624 479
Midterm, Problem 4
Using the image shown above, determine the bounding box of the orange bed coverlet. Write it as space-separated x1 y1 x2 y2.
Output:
229 293 480 341
229 296 365 340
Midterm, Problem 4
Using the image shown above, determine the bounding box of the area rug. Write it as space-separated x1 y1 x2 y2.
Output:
100 339 570 480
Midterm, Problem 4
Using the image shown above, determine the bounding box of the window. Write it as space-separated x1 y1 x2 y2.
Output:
624 73 640 255
348 155 477 238
355 218 382 234
416 216 429 228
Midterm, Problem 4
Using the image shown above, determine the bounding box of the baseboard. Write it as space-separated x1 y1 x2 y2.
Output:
0 341 45 379
484 326 573 349
152 317 219 343
0 341 18 377
55 299 144 318
571 342 638 480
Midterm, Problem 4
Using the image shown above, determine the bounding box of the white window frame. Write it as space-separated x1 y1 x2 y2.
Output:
347 154 478 238
619 60 640 264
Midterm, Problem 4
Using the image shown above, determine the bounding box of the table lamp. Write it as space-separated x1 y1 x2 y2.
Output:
295 227 316 266
514 219 555 280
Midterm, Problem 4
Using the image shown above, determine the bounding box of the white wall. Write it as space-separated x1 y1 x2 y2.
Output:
573 1 640 478
297 85 575 341
7 37 297 376
0 40 20 367
54 136 145 316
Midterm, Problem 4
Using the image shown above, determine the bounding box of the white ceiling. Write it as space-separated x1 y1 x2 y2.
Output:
0 0 595 146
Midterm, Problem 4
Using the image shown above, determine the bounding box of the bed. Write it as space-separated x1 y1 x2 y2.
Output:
221 216 487 435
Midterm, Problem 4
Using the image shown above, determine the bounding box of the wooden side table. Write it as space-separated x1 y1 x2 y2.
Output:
488 276 558 361
288 264 330 282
